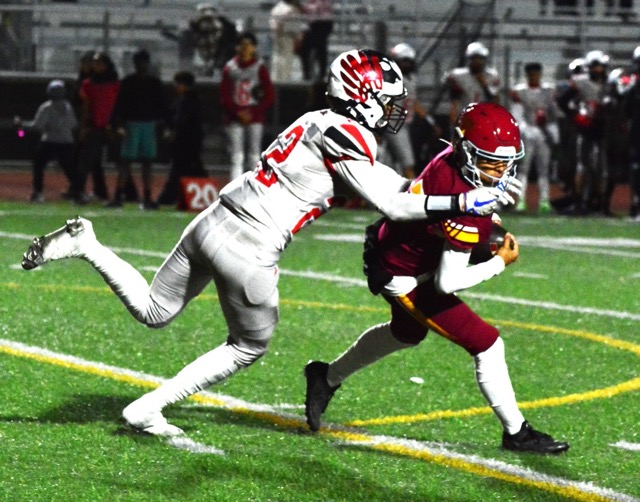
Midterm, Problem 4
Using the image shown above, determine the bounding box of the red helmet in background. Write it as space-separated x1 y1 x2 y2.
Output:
453 102 524 187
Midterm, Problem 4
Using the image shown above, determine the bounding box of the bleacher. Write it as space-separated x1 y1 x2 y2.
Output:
2 0 640 168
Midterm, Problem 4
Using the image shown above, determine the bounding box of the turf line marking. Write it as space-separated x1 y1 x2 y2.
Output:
1 338 636 502
11 277 640 323
611 442 640 452
312 233 640 258
278 270 640 322
337 435 637 502
3 229 640 321
348 321 640 427
165 437 225 455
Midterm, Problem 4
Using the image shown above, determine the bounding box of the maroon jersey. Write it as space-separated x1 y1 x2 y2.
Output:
377 146 493 277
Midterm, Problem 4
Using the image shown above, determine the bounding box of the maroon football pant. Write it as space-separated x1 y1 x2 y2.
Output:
384 278 499 356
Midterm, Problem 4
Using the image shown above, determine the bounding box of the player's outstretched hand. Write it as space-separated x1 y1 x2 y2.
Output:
495 176 523 206
461 187 500 216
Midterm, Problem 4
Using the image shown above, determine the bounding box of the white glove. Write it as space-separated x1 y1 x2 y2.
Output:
496 176 523 206
461 187 500 216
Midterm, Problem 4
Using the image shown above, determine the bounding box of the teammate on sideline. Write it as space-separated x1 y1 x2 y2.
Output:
21 50 520 438
304 103 569 455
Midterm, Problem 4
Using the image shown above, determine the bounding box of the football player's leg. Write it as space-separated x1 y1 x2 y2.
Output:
422 299 525 434
537 138 552 209
124 239 279 435
304 321 415 432
227 123 245 181
22 217 99 270
327 321 416 387
305 296 424 432
247 123 264 173
516 138 532 211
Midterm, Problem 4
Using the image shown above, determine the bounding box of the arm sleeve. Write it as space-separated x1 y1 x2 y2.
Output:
334 159 458 221
434 240 505 295
28 104 48 131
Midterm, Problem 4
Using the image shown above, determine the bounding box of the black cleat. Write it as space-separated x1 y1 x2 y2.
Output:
304 361 340 432
502 421 569 455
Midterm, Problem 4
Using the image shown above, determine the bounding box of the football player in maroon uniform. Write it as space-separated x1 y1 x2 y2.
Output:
305 102 570 455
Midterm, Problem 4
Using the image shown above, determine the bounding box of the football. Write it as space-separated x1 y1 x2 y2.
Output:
469 223 511 264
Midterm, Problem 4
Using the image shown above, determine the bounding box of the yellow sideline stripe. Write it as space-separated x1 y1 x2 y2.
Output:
340 438 613 502
2 282 387 313
0 341 620 502
348 320 640 427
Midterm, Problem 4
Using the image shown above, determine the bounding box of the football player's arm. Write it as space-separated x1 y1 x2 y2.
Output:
336 159 504 220
434 241 505 295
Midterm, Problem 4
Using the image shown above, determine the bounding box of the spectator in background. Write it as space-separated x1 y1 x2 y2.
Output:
624 46 640 219
384 42 442 178
380 43 417 178
220 32 275 181
557 50 609 215
77 52 120 202
443 41 500 130
108 49 166 210
509 62 560 214
602 66 633 216
14 80 82 204
269 0 305 83
157 71 207 206
72 51 95 114
553 57 585 211
161 2 237 77
300 0 334 81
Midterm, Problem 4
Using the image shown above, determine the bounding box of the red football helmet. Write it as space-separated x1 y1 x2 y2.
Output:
327 49 407 133
453 102 524 188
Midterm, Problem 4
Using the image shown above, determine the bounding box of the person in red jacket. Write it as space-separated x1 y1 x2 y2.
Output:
77 52 120 201
220 31 275 181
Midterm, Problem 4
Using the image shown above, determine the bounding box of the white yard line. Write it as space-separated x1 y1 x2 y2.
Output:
611 441 640 452
1 337 637 502
3 230 640 322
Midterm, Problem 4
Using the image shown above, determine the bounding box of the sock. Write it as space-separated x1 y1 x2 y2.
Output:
83 243 154 323
135 343 247 410
327 322 413 388
474 337 525 435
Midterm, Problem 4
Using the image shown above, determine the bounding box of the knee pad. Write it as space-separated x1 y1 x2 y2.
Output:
226 328 272 368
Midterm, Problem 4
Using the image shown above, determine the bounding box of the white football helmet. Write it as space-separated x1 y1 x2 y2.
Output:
390 43 416 62
633 46 640 63
327 49 408 133
568 57 586 75
465 41 489 59
585 50 610 67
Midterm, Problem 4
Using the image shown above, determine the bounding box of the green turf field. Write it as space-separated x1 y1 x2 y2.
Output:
1 201 638 501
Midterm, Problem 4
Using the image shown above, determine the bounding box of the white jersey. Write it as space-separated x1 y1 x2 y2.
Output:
443 66 500 111
509 82 558 128
219 109 425 253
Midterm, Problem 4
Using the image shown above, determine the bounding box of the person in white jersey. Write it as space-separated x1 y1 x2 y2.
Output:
21 49 521 438
443 41 500 130
509 62 560 214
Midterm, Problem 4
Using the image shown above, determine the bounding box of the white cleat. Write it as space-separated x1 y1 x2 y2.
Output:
122 400 184 438
22 217 96 270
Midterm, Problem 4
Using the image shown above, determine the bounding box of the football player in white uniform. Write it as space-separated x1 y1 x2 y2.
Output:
509 62 560 214
443 41 500 129
21 49 520 438
557 50 610 214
